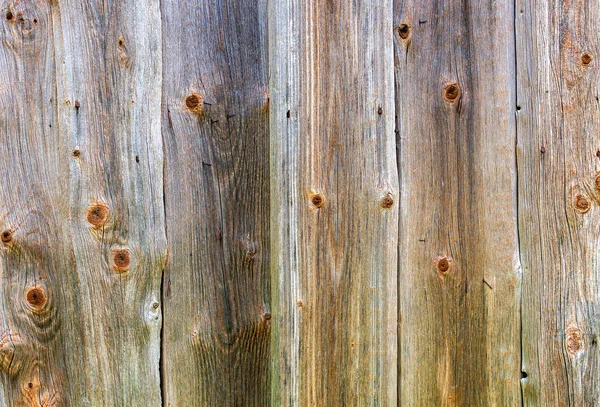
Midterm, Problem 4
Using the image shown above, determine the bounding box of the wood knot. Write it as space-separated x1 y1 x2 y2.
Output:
261 312 271 321
310 193 324 208
574 194 591 214
185 93 204 115
443 83 460 103
377 106 383 115
72 149 81 158
112 248 131 272
397 23 411 40
26 287 46 310
86 203 109 227
566 326 583 354
380 193 394 209
435 256 452 274
5 11 13 21
595 172 600 190
296 300 303 308
1 230 12 244
581 52 592 66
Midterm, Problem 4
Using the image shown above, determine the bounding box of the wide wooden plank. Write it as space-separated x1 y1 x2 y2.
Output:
0 0 165 405
517 1 600 405
160 0 271 405
394 1 521 405
55 0 166 404
269 1 398 405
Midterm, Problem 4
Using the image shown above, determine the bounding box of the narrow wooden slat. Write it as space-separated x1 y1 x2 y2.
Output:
394 1 521 405
517 1 600 405
161 0 271 405
269 1 398 405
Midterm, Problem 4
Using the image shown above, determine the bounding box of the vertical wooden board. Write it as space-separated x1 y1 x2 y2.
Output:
517 1 600 405
394 1 521 405
269 1 398 405
161 0 271 405
0 1 87 405
54 0 165 405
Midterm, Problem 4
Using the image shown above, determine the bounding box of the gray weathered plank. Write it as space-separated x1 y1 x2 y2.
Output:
269 0 398 405
0 0 165 405
160 0 271 405
517 1 600 405
394 1 521 405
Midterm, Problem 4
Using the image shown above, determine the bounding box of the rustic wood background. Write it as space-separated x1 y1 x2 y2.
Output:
0 0 596 405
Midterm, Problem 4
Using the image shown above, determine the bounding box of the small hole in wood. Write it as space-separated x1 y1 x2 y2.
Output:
380 193 394 209
26 287 46 309
581 52 592 66
1 230 12 243
397 23 410 40
311 194 324 208
443 83 460 103
5 11 12 21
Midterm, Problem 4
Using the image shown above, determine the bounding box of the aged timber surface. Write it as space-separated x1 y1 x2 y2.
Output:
0 0 165 405
517 1 600 405
269 0 399 405
161 0 271 405
394 1 521 405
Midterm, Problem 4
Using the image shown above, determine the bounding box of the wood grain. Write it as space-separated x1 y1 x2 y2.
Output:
269 0 398 405
0 0 165 405
160 0 271 405
517 1 600 405
394 1 521 405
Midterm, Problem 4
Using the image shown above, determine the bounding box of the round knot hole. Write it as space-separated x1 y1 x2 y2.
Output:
1 230 12 243
26 287 46 309
86 203 109 227
582 53 592 66
113 248 131 272
443 83 460 103
311 193 324 208
185 93 204 114
397 23 411 40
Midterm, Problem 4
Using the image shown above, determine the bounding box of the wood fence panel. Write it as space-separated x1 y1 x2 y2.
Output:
517 1 600 405
0 0 165 405
394 1 521 405
269 1 398 405
161 0 271 405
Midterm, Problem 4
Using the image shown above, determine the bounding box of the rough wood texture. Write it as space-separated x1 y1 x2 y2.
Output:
394 1 521 405
0 0 165 405
160 0 271 405
517 1 600 405
269 1 398 405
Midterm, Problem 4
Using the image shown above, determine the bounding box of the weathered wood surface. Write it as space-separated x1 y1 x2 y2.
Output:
517 1 600 405
394 1 521 405
160 0 271 405
269 0 398 405
0 0 165 405
0 0 599 405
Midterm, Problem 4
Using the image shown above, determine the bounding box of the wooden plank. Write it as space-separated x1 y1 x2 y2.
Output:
394 1 521 405
517 1 600 405
160 0 271 405
55 0 166 405
0 0 165 405
269 1 398 405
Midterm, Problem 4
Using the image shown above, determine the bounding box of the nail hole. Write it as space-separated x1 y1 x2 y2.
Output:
397 23 410 40
27 382 33 389
72 149 81 158
540 146 546 154
1 230 12 243
516 104 521 111
135 155 139 163
521 371 528 379
5 11 12 21
443 83 460 103
286 110 290 119
377 106 383 115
